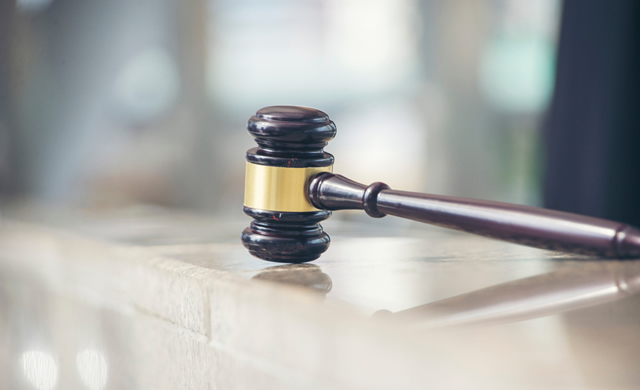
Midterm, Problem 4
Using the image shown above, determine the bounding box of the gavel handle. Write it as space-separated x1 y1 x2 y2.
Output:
308 173 640 258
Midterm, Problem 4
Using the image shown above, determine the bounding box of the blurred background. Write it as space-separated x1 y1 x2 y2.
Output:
1 0 638 226
5 2 640 388
0 0 560 220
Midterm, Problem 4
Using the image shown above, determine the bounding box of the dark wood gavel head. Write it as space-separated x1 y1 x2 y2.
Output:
241 106 337 263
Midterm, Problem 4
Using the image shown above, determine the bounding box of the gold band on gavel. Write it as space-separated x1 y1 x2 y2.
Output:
244 162 333 212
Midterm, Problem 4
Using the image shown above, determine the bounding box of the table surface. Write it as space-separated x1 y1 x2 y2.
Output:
2 204 640 389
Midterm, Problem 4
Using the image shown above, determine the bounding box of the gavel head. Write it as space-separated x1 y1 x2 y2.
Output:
241 106 337 263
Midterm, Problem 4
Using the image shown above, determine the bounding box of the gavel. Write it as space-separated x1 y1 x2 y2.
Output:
241 106 640 263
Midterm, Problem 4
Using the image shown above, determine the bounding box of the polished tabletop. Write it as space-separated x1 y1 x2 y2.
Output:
2 205 640 389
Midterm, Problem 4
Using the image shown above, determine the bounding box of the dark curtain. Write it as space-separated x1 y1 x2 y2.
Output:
544 0 640 226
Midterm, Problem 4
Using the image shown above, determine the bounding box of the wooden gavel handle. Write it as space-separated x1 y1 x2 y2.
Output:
308 172 640 258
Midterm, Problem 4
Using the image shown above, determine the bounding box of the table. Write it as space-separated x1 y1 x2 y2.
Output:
1 205 639 389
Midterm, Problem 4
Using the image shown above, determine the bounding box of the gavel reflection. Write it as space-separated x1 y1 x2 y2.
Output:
252 264 332 297
253 261 640 328
375 261 640 328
